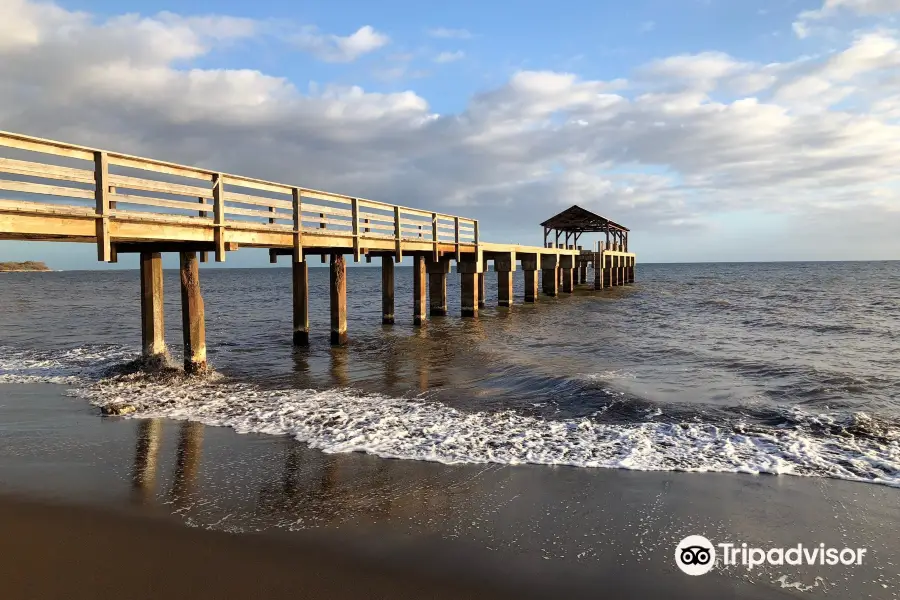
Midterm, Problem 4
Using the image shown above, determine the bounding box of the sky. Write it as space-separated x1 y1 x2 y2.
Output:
1 0 900 268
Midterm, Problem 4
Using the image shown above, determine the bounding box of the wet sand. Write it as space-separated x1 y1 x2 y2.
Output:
1 384 897 599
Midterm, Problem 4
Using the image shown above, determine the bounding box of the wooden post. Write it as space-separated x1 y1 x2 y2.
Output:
478 271 486 308
413 255 426 326
498 271 513 307
541 254 558 297
522 255 538 303
381 255 395 325
198 197 209 262
459 271 478 318
579 262 588 286
427 258 449 316
292 260 309 346
213 174 225 262
495 252 515 307
605 254 611 287
139 252 166 363
330 254 348 346
393 206 402 262
431 212 439 262
94 151 111 262
179 252 207 374
351 198 361 262
594 251 604 290
560 255 575 293
454 216 461 262
292 188 303 264
524 269 538 302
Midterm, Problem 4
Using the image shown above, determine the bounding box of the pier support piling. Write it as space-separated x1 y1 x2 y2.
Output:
179 251 207 374
381 256 395 325
495 253 515 307
413 255 427 326
458 258 481 317
498 271 513 307
522 255 539 303
541 254 559 297
478 258 486 309
139 251 166 363
330 254 348 345
579 263 587 286
560 255 575 293
427 258 449 316
292 260 309 346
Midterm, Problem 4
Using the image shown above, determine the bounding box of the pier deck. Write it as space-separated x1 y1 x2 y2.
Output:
0 130 636 371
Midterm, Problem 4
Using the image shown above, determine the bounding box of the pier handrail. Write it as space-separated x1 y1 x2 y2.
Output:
0 130 478 262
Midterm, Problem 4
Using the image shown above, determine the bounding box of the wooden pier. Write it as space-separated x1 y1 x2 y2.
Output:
0 130 637 372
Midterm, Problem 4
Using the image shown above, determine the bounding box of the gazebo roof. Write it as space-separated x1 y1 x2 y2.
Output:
540 205 629 233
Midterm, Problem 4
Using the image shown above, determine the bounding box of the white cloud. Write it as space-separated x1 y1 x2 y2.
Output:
795 0 900 38
294 24 389 62
426 27 473 40
434 50 464 63
2 0 900 257
639 21 656 33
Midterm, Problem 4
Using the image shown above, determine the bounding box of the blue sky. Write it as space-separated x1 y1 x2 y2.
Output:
1 0 900 268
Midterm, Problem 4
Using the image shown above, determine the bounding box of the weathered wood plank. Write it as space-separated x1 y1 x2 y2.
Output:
293 260 309 346
139 252 166 360
300 189 353 205
0 199 94 216
223 205 291 220
223 191 293 210
0 158 95 184
179 251 207 374
111 193 212 212
0 131 95 161
108 155 212 181
356 210 395 225
223 175 293 195
300 204 353 218
381 256 394 325
108 174 212 199
0 179 94 200
94 151 111 262
111 209 213 225
330 254 348 346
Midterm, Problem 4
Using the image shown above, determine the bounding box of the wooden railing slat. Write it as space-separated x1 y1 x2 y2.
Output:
223 191 293 210
108 174 212 199
111 193 213 212
0 158 95 184
0 179 94 200
224 205 291 220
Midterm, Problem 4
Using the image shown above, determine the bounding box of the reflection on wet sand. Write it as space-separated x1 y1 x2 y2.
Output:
131 419 162 505
131 419 204 509
170 421 203 508
129 416 466 532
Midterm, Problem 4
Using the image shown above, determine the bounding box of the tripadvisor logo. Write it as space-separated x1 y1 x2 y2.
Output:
675 535 868 576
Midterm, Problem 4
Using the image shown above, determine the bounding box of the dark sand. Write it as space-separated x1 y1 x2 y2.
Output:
1 384 897 599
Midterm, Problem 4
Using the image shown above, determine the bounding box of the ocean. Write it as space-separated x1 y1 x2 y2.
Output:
1 261 898 487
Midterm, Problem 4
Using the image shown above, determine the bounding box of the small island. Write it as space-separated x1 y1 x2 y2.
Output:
0 261 51 272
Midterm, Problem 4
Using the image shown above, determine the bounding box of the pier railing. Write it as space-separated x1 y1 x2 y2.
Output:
0 130 478 261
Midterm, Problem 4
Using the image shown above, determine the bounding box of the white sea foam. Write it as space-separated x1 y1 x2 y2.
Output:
4 346 899 488
0 345 136 384
71 372 900 488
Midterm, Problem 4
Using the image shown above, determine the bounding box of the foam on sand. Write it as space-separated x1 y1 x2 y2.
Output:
3 345 899 488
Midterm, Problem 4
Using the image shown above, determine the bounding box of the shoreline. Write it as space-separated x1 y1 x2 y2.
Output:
0 382 897 598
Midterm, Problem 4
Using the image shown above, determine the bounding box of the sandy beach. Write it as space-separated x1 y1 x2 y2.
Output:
1 383 896 599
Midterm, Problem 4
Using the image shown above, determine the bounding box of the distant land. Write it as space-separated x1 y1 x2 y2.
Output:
0 261 51 272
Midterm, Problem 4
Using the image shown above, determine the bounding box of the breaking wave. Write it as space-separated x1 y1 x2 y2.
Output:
3 345 899 488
